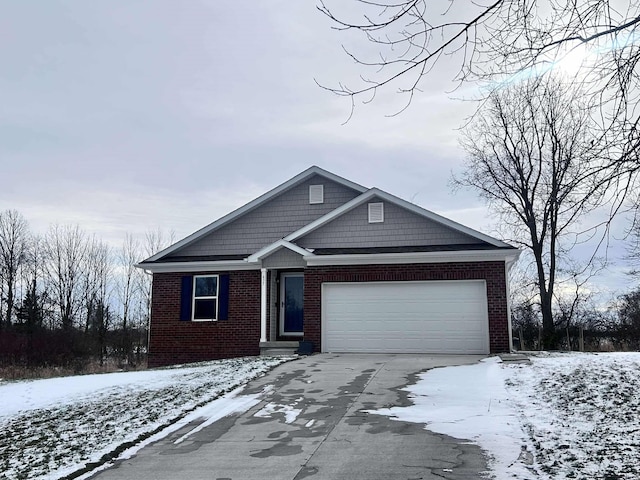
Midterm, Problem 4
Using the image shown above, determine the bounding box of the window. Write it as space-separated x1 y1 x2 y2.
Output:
192 275 218 321
368 202 384 223
309 184 324 204
181 274 229 322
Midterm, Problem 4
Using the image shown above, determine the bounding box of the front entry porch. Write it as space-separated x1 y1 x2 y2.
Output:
259 267 306 356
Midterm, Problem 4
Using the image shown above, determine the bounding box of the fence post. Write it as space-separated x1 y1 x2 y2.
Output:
538 326 542 350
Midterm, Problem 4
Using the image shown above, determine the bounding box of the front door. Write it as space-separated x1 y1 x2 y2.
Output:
280 273 304 336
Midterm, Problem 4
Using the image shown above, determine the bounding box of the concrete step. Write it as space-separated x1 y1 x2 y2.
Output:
499 353 531 364
260 341 299 356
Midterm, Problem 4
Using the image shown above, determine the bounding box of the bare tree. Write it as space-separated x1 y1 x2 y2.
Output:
320 1 640 201
117 233 142 363
43 225 88 331
82 237 112 328
14 234 51 364
553 262 601 350
0 210 30 328
82 237 113 363
319 1 640 115
455 76 612 348
617 287 640 349
139 228 175 324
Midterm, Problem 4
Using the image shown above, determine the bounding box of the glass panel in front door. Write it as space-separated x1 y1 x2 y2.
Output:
283 275 304 334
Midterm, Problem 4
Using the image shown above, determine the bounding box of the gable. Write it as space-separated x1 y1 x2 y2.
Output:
165 175 362 259
296 196 483 250
261 247 306 268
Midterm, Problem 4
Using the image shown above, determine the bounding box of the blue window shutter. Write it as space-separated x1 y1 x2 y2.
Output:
180 276 193 321
218 274 230 320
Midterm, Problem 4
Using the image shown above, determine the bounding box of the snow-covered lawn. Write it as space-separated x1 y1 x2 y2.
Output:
2 353 639 480
371 352 640 480
0 356 293 480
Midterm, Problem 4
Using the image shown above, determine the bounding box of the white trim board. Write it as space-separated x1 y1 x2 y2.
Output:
135 260 260 273
246 240 314 263
304 249 520 266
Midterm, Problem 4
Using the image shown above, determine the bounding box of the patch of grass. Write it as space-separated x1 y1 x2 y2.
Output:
0 358 148 381
0 356 295 480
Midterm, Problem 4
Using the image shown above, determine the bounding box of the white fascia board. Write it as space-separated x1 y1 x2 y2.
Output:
303 249 521 266
143 166 367 263
309 166 368 193
134 260 260 273
246 240 314 263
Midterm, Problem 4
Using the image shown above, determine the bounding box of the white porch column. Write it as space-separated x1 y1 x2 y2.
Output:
260 268 267 343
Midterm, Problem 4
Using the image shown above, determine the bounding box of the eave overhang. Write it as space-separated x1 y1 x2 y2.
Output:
136 248 521 272
135 260 260 273
303 249 521 266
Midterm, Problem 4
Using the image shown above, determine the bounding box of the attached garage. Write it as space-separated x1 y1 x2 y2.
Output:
321 280 489 354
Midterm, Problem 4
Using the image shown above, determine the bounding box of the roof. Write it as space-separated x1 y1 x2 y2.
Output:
138 166 518 270
141 166 367 263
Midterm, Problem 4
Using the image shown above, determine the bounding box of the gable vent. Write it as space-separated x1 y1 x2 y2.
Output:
368 202 384 223
309 184 324 204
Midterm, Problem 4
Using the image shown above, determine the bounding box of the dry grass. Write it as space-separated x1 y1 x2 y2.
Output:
0 358 148 381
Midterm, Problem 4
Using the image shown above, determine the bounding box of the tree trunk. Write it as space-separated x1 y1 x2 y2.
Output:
540 291 557 349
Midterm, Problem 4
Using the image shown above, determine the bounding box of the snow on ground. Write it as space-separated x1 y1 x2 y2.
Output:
3 353 640 480
507 353 640 480
370 357 535 479
370 352 640 480
0 356 293 480
254 397 304 424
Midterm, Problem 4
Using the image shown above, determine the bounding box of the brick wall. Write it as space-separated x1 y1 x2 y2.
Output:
149 261 510 367
303 262 509 354
148 270 261 367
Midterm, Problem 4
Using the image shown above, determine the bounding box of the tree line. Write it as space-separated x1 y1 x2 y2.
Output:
511 284 640 352
0 209 173 371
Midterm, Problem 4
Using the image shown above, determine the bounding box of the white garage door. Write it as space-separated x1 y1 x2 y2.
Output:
322 280 489 354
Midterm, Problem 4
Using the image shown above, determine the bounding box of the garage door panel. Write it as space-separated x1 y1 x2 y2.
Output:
322 280 489 354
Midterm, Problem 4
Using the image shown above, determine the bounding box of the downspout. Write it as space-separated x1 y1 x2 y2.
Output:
505 252 520 353
142 268 153 356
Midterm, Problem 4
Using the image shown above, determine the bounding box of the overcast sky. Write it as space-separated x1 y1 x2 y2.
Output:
0 1 632 296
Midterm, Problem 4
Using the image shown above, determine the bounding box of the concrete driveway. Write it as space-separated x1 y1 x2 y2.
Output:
90 354 488 480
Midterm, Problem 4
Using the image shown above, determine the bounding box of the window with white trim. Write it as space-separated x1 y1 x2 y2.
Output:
192 275 219 321
309 184 324 204
368 202 384 223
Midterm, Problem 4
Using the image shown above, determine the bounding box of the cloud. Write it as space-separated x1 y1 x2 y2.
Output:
0 0 632 298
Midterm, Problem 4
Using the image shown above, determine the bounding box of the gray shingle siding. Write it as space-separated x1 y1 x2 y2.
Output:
297 199 481 249
168 176 361 258
262 248 306 268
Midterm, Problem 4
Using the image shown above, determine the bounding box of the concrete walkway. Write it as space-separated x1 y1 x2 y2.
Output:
90 354 489 480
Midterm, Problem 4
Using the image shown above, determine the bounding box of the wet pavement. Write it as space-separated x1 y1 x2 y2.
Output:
89 354 489 480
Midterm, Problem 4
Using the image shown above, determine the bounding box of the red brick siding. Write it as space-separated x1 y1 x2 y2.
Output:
149 262 510 366
303 262 510 354
148 270 261 367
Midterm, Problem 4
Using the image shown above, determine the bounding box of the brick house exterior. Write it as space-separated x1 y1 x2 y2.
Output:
139 167 519 367
148 271 262 366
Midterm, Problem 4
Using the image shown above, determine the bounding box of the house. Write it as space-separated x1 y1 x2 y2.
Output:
138 166 519 367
